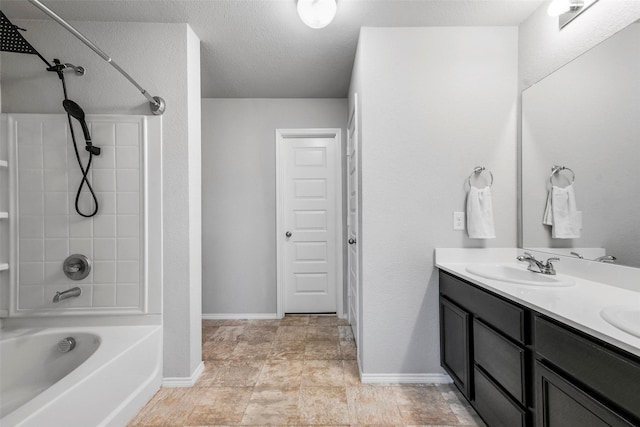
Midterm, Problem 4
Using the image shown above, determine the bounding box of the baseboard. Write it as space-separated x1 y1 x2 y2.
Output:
202 313 280 320
162 361 205 387
360 372 453 384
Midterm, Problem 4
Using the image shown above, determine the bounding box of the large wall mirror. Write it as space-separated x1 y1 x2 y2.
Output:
521 21 640 268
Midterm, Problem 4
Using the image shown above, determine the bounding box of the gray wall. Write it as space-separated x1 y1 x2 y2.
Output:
201 98 347 315
518 0 640 91
1 20 202 379
351 27 518 376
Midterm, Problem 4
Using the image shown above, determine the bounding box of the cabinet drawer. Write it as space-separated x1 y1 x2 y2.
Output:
474 319 526 404
535 316 640 421
474 366 526 427
440 271 526 343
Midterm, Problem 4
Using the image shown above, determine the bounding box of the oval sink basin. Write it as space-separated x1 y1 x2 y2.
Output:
600 306 640 338
465 264 575 287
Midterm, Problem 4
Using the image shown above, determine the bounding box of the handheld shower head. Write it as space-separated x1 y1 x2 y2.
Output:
62 99 89 140
62 99 100 155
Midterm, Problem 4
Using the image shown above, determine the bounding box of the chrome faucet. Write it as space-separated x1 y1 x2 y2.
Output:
517 252 559 275
594 255 617 263
53 287 82 303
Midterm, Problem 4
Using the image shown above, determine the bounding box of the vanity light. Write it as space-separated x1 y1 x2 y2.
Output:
547 0 582 17
297 0 337 29
548 0 599 29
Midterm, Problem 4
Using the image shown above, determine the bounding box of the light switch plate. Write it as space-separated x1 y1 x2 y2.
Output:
453 212 465 230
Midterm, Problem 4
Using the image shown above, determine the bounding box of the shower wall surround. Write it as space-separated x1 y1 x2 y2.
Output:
7 114 148 315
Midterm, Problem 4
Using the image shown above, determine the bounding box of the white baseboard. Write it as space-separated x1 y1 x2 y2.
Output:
202 313 280 320
360 372 453 384
162 361 205 387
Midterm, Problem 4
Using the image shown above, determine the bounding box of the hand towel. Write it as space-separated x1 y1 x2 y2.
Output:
543 189 553 226
543 184 580 239
466 186 496 239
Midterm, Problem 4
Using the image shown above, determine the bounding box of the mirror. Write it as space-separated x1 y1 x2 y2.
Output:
521 22 640 268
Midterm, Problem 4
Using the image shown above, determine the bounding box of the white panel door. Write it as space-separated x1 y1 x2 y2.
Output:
278 130 341 314
347 97 360 348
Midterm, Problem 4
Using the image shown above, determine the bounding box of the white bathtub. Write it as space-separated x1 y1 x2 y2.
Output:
0 325 162 427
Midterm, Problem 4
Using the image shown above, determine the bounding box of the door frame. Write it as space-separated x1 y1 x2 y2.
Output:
347 94 360 346
275 128 343 319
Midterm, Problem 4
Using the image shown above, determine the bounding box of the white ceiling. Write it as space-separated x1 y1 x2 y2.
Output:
2 1 544 98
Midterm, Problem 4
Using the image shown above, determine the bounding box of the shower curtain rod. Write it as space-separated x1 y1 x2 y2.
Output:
27 0 166 115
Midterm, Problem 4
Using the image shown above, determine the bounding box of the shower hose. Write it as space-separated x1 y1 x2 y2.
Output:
56 61 99 218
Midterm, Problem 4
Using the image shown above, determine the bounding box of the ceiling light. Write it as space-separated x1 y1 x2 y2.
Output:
297 0 337 29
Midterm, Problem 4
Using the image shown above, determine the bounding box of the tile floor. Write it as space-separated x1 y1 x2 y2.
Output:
129 316 485 426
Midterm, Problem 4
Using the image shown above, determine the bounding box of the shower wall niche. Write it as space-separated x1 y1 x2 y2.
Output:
5 114 150 316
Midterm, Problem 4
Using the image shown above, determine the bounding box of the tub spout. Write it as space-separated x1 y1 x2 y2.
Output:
53 287 82 303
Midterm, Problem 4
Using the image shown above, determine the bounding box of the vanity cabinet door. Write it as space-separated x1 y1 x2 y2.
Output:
440 297 471 398
534 316 640 422
535 361 634 427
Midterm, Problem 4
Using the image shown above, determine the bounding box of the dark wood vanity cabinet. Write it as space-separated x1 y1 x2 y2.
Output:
440 271 530 427
439 270 640 427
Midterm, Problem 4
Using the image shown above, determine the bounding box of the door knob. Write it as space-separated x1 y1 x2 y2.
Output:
285 231 292 238
348 238 356 245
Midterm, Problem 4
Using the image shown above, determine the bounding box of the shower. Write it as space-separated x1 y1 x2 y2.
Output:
0 11 100 217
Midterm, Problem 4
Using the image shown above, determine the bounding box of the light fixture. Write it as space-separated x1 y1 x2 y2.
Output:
547 0 599 29
547 0 582 17
297 0 337 29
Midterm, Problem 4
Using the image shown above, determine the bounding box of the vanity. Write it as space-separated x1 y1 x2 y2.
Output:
436 249 640 427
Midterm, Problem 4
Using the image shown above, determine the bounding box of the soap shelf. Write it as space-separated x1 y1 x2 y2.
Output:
0 212 7 219
0 263 8 271
0 160 7 168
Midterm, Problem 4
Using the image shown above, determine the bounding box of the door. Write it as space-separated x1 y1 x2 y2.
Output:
347 97 360 347
276 129 342 315
535 361 634 427
440 297 471 398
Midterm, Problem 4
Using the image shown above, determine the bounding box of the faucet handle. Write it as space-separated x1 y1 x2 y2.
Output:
545 257 560 265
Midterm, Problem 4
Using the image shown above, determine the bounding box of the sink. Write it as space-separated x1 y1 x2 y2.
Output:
465 264 575 287
600 306 640 338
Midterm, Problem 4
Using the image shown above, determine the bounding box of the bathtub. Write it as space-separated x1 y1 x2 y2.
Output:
0 325 162 427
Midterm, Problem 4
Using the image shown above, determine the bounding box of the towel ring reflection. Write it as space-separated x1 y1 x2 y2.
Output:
549 165 575 187
467 166 493 189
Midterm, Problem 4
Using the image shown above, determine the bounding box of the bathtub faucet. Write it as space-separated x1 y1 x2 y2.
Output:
53 287 82 303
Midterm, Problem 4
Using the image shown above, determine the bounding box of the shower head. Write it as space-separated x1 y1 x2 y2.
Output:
62 100 100 155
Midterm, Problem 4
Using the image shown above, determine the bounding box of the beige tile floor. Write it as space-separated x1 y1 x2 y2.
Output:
129 316 485 426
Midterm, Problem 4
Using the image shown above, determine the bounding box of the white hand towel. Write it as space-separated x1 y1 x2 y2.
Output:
549 185 580 239
543 189 553 226
466 186 496 239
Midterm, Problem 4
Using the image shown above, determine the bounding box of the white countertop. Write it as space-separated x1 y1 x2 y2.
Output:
435 249 640 358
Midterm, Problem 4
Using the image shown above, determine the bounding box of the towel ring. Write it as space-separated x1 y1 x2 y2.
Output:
467 166 493 189
549 165 575 187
